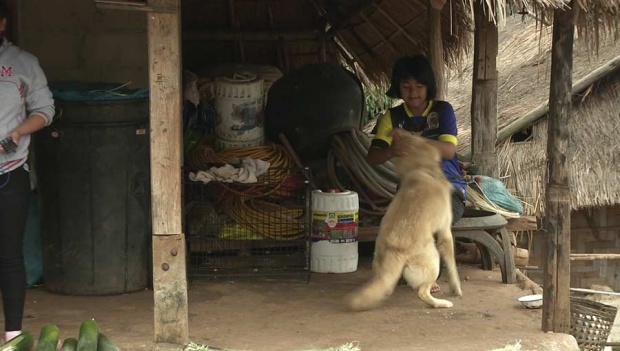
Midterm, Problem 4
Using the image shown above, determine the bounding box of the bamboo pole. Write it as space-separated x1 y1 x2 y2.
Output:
429 0 445 99
570 254 620 261
147 0 189 345
542 0 574 334
497 54 620 144
470 0 499 177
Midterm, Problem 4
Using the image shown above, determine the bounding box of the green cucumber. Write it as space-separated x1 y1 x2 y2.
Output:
36 324 59 351
1 331 34 351
61 338 78 351
96 334 120 351
76 320 99 351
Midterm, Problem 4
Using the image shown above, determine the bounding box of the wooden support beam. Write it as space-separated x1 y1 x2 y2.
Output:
95 0 175 12
333 34 367 70
542 0 574 334
183 30 319 42
429 0 445 99
470 0 499 177
374 5 425 50
570 254 620 261
147 0 189 345
359 13 399 56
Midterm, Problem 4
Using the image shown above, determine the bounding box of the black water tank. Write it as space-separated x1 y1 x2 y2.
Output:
265 62 364 160
35 87 151 295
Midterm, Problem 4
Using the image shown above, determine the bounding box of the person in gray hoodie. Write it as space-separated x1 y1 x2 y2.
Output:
0 0 55 342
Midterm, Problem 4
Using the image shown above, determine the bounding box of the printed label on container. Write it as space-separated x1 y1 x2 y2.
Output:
312 210 358 243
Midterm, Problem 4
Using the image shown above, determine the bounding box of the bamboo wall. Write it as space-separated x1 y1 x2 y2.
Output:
527 205 620 290
570 205 620 291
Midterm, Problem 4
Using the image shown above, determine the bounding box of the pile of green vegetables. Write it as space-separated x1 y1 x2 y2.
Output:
0 320 119 351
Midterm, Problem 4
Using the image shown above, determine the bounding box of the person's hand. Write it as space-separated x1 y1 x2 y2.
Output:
9 130 21 146
0 131 21 153
390 141 409 158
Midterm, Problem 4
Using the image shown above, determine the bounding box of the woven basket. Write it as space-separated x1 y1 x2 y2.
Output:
570 296 618 351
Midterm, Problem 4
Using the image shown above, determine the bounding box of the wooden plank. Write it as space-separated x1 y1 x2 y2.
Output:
429 8 444 99
506 216 539 232
542 0 574 334
429 1 445 99
570 254 620 261
470 0 498 177
147 0 188 344
95 0 175 12
184 31 319 42
570 287 620 296
153 235 189 343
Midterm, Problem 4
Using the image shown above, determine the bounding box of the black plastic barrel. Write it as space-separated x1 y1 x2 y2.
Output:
265 62 364 160
34 88 151 295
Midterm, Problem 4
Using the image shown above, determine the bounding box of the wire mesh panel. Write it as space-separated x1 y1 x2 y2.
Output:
184 166 311 281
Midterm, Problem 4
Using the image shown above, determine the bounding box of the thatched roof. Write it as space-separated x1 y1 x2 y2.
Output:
448 17 620 215
180 0 620 81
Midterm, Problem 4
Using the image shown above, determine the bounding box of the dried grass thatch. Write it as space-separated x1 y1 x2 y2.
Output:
327 0 619 82
448 17 620 215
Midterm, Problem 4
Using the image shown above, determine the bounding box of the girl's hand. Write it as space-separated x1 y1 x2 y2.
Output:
9 130 21 146
0 131 21 153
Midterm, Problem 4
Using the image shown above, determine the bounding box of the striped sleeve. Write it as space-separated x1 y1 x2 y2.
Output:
437 102 458 146
371 110 393 149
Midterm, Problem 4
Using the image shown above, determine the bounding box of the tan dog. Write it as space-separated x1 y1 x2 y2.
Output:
347 128 462 310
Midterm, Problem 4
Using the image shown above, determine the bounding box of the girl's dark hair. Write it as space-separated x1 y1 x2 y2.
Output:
0 0 7 20
386 55 437 100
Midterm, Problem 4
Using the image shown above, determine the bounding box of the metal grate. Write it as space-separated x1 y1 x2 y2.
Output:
184 166 311 282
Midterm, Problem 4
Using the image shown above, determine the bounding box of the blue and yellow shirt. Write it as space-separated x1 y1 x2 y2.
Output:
371 100 467 199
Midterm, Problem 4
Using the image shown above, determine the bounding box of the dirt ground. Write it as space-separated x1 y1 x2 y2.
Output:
9 254 584 351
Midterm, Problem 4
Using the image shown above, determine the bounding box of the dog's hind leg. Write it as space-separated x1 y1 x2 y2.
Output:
417 282 454 308
435 226 462 297
402 258 452 308
347 252 405 311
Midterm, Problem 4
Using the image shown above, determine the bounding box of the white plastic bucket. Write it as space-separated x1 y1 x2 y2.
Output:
214 72 265 150
311 190 359 273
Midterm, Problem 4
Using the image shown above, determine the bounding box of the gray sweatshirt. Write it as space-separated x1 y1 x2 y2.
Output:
0 38 55 173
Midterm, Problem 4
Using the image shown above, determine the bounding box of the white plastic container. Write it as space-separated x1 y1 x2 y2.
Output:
311 190 359 273
214 72 265 150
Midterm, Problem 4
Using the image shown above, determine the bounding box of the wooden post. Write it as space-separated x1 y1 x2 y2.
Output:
470 0 498 177
542 0 574 333
147 0 189 345
429 0 445 99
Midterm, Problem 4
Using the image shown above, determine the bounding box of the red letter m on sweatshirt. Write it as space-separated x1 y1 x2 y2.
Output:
0 66 13 77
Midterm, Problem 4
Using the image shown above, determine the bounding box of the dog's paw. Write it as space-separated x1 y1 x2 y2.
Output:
450 286 463 297
433 299 454 308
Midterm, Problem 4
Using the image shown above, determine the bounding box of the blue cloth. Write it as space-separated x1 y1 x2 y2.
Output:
472 175 524 214
50 81 149 102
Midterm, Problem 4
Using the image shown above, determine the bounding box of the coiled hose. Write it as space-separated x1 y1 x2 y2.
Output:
327 129 400 216
221 196 306 240
189 142 307 240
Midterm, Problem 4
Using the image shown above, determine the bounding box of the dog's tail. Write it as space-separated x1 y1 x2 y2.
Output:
436 226 463 296
346 251 405 311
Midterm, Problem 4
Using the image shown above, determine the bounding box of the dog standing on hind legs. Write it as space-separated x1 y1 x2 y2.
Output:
347 129 462 311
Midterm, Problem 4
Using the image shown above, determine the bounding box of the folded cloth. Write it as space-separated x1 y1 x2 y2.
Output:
189 157 271 184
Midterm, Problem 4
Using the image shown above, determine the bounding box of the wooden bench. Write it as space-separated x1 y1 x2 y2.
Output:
357 208 517 284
